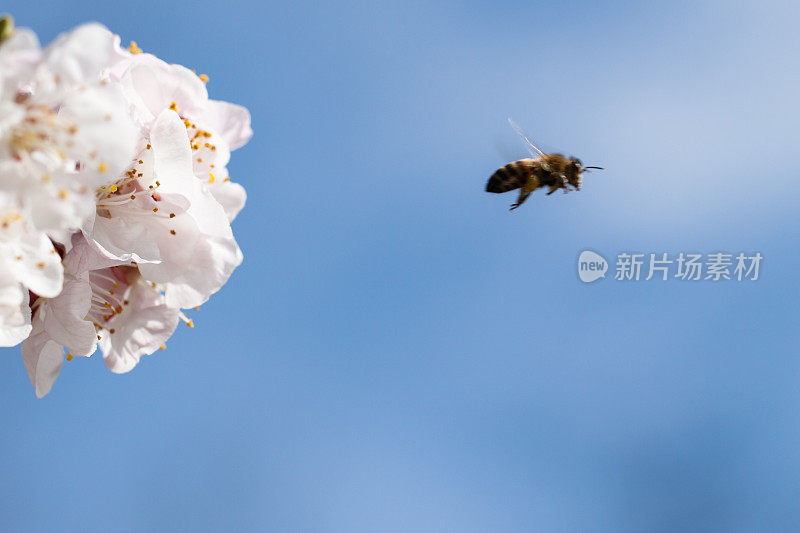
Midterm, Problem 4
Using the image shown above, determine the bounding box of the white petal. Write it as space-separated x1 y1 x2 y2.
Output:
151 109 232 239
163 236 242 308
136 208 242 308
83 214 161 265
27 186 95 238
209 179 247 222
0 27 41 97
0 283 31 347
118 54 208 127
41 23 124 87
2 230 63 298
60 83 140 185
200 100 253 150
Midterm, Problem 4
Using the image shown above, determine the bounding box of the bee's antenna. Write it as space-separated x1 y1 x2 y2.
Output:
507 117 545 157
584 166 604 170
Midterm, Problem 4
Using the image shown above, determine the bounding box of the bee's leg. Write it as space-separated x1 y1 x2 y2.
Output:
546 174 568 196
509 189 531 210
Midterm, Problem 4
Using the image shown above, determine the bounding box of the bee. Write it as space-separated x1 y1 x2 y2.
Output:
486 119 602 210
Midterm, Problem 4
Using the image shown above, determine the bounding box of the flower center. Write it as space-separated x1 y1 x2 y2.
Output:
86 266 138 334
6 101 79 167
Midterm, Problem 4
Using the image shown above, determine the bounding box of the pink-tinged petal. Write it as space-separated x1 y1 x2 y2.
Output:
100 283 179 374
63 233 132 275
40 278 97 357
201 100 253 150
21 323 64 399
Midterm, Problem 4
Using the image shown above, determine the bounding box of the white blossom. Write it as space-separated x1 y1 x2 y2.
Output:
111 52 251 221
0 19 250 397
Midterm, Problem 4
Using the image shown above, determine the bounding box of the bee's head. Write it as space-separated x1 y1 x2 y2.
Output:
566 157 584 190
566 157 603 190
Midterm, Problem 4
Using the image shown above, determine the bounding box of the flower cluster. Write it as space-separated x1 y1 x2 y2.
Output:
0 17 251 397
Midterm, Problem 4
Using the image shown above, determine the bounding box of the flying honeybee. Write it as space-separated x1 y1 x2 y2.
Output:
486 119 603 210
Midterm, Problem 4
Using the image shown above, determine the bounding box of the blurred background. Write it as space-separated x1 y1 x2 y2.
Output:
2 0 800 530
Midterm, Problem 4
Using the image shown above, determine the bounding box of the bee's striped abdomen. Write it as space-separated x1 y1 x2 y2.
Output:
485 159 535 193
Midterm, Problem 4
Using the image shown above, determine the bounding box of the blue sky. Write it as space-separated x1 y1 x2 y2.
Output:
2 0 800 531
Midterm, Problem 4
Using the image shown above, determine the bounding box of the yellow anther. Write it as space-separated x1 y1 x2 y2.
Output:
97 162 108 173
128 41 143 54
159 344 166 350
186 320 194 328
0 15 14 44
208 172 215 183
66 353 74 361
59 189 68 199
109 185 118 192
199 74 209 82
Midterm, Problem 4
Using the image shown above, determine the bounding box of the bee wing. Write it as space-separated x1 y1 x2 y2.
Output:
493 138 522 164
508 118 546 158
